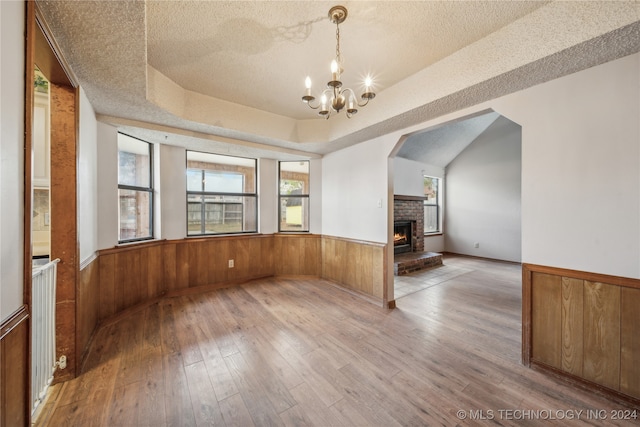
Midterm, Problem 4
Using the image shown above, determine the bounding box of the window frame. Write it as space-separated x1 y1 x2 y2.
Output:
186 151 258 236
117 133 154 244
278 161 310 233
424 175 441 235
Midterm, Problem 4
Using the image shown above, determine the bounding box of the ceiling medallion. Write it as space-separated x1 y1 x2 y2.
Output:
302 5 375 119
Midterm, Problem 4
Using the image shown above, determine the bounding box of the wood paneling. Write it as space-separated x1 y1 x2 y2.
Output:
531 272 561 368
621 287 640 397
561 277 583 376
50 82 78 382
583 281 620 390
77 257 99 370
321 236 386 301
1 306 29 427
274 234 320 277
523 263 639 403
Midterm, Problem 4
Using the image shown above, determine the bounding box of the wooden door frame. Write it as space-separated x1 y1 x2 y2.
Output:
24 1 80 413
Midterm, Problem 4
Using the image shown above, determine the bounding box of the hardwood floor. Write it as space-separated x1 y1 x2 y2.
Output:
35 255 638 426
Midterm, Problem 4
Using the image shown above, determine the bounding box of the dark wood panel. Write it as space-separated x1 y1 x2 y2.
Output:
561 277 583 376
620 286 640 397
583 281 620 390
531 272 561 368
77 257 99 368
98 253 116 320
1 306 29 427
50 82 78 382
174 242 190 291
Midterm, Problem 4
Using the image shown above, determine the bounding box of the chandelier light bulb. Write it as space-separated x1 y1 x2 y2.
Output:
305 76 312 89
365 76 372 89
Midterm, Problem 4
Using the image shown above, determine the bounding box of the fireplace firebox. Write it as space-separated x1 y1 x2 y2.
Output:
394 221 413 254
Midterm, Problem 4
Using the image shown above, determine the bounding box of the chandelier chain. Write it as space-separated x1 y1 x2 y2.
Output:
335 22 341 67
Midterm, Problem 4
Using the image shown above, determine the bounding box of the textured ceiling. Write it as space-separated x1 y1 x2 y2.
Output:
35 1 640 160
397 111 500 167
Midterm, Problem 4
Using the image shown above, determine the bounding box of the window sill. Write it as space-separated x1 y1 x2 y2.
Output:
424 233 443 237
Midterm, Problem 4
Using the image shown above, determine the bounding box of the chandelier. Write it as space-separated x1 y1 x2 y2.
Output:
302 5 375 119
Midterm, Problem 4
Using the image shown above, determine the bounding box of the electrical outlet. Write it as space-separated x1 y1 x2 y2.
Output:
474 242 480 248
228 259 234 268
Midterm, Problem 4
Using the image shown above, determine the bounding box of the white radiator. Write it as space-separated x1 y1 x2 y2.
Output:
31 258 60 414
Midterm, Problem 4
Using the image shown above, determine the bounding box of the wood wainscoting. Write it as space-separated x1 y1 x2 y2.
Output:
321 235 387 302
74 234 387 373
274 234 321 276
523 264 640 404
1 306 29 426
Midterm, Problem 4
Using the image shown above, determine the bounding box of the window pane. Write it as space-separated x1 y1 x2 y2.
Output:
118 189 151 240
186 170 203 192
424 176 438 202
118 134 150 187
204 171 243 193
202 195 256 234
280 197 309 231
280 161 309 195
187 151 256 193
187 196 202 235
424 204 439 233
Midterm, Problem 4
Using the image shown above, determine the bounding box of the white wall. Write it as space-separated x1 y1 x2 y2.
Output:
322 135 396 243
499 53 640 277
159 144 186 240
96 122 119 249
259 158 277 234
393 157 445 252
444 116 522 262
78 87 99 265
0 0 25 319
309 158 322 234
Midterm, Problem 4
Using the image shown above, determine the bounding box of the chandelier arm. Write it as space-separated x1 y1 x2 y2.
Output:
304 99 321 110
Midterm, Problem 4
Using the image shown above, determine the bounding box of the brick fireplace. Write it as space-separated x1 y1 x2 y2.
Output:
393 195 425 253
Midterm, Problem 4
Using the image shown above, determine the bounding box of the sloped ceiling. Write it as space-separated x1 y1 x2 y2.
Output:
35 1 640 160
397 111 500 167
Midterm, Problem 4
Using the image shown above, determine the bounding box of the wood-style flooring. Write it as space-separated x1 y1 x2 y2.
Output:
35 255 638 426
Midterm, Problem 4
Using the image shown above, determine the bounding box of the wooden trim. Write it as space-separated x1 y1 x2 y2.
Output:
523 263 640 290
0 306 29 340
321 234 386 248
531 361 640 407
24 0 36 316
33 3 78 87
522 264 532 366
394 195 428 201
98 238 167 256
387 300 396 309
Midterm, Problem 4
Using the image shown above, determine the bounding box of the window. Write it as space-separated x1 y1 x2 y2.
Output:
118 134 153 242
186 152 257 235
424 176 440 234
279 161 310 232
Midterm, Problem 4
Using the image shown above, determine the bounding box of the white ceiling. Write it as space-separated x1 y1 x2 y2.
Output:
36 1 640 160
